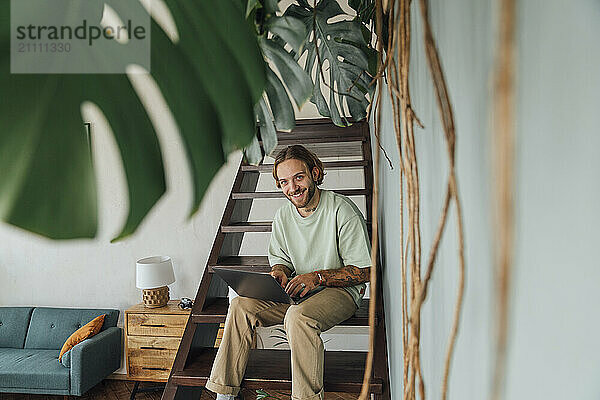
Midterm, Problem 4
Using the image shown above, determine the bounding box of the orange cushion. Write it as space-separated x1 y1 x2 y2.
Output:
58 314 105 362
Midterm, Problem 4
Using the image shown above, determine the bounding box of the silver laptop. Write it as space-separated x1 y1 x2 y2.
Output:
212 267 324 305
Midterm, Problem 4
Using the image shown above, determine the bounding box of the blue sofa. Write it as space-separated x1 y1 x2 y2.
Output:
0 307 122 396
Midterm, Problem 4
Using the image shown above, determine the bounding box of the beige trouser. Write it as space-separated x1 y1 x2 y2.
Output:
205 287 358 400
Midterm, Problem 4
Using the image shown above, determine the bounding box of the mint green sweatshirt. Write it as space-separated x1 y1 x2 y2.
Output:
268 189 371 307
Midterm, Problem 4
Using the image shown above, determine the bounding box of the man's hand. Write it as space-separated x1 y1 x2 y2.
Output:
270 265 291 288
285 272 319 298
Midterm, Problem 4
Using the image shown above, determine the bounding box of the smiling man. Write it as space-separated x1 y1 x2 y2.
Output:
205 145 371 400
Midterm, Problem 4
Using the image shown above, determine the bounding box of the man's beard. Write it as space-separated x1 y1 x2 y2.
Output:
287 180 317 209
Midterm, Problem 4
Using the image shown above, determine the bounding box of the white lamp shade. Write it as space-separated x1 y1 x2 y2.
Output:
136 256 176 289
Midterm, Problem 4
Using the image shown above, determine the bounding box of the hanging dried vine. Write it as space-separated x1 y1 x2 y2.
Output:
358 0 467 399
358 0 384 398
491 0 516 399
416 2 467 399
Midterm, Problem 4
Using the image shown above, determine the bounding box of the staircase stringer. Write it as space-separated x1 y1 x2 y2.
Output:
362 121 391 400
164 157 258 400
193 159 259 311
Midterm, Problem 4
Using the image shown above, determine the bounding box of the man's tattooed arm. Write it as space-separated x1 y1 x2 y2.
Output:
271 264 293 277
311 265 370 287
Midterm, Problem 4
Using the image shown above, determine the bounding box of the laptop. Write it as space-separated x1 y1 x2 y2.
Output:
212 267 324 305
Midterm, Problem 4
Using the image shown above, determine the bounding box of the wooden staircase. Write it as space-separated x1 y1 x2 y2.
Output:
162 119 390 400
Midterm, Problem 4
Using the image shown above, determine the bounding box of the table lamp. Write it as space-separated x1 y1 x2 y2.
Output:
136 256 176 308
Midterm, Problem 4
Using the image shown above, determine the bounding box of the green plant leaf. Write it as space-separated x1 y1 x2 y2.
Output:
0 1 160 240
256 97 279 157
348 0 389 52
246 0 259 17
255 390 290 400
256 389 270 400
242 29 313 164
146 17 223 218
260 37 312 109
0 0 266 240
244 135 263 165
262 0 279 15
348 0 375 28
242 8 314 166
264 69 294 132
265 16 307 53
285 0 374 126
0 75 101 239
166 1 264 153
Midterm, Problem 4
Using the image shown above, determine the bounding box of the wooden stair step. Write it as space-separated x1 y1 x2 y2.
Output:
221 222 272 233
209 255 270 272
170 347 383 394
221 221 372 233
217 224 371 234
192 297 374 326
276 118 366 139
232 189 370 200
210 256 382 273
263 141 364 159
242 160 369 173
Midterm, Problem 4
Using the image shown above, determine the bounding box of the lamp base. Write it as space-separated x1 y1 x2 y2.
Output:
142 286 170 308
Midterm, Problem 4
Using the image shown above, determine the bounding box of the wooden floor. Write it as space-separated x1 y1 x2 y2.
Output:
0 379 360 399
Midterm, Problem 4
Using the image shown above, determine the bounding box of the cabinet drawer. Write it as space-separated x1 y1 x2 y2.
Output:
127 337 181 381
127 336 182 352
127 313 188 337
127 361 173 381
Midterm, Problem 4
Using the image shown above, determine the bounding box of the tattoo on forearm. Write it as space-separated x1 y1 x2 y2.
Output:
321 266 370 287
271 264 292 277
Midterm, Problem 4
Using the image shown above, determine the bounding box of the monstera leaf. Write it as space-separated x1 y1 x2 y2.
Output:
285 0 374 127
0 0 266 240
244 0 312 163
348 0 388 67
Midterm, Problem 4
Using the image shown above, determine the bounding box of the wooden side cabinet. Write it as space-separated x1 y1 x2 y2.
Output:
125 301 190 382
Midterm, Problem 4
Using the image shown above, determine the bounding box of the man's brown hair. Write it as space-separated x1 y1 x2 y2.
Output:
272 145 325 188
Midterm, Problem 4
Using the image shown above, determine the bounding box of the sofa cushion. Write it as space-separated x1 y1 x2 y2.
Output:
59 314 105 362
0 307 33 348
25 308 119 350
0 348 69 390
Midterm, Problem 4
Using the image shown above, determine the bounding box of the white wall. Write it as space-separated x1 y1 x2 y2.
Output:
374 0 600 399
508 1 600 398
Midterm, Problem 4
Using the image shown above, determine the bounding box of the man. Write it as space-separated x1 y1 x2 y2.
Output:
206 145 371 400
